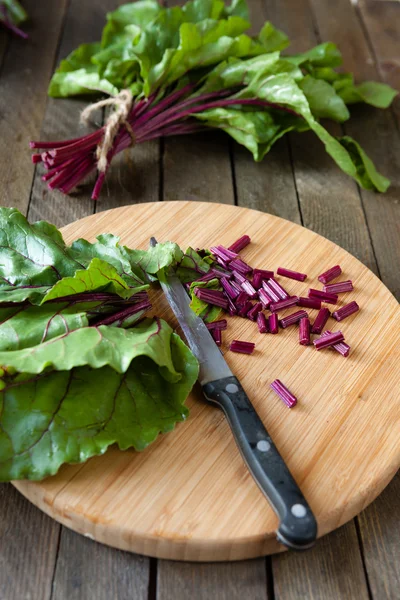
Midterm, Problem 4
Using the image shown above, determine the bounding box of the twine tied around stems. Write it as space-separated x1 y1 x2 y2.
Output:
80 89 135 172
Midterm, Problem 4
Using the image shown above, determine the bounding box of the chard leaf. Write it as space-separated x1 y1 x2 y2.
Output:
336 80 398 109
0 208 83 289
176 247 212 282
1 0 27 25
298 75 350 122
125 241 184 274
0 303 89 351
0 333 198 481
41 258 147 303
189 278 222 322
257 21 289 52
101 0 162 47
287 42 342 68
0 318 184 376
338 136 390 192
48 43 118 98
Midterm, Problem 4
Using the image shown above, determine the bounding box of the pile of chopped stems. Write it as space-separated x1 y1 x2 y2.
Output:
30 0 397 199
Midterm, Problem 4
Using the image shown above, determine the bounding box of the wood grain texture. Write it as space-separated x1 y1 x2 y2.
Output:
273 520 370 600
51 528 150 600
309 0 400 300
0 0 68 214
157 559 269 600
13 202 400 561
0 483 60 600
358 473 400 599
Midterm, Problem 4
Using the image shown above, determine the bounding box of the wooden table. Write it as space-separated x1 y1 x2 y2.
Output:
0 0 398 598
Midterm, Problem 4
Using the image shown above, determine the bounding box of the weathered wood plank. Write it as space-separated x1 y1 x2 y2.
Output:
357 474 400 600
157 560 269 600
0 484 60 600
0 0 68 214
308 0 400 300
51 529 150 600
358 0 400 128
273 522 370 600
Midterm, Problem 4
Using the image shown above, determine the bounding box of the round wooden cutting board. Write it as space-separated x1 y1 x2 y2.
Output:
14 202 400 561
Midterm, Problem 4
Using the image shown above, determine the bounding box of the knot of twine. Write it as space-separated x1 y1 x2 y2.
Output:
80 89 135 172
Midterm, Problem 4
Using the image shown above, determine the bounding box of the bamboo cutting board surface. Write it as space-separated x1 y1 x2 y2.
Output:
14 202 400 561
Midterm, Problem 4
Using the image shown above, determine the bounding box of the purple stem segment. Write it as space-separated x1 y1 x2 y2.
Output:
267 278 289 300
322 330 351 357
270 379 297 408
314 330 344 350
277 267 307 282
257 312 268 333
318 265 342 284
258 288 271 308
230 340 255 354
221 277 240 299
228 235 251 253
268 313 279 334
308 288 338 305
206 319 228 331
241 280 258 298
211 328 222 347
194 288 228 309
238 301 254 317
332 301 359 321
262 281 280 303
269 296 299 313
247 302 263 321
311 307 331 334
229 258 252 275
297 297 321 310
279 309 308 329
299 317 311 346
323 280 354 294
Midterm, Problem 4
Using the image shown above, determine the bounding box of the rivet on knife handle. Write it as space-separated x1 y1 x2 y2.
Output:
202 376 318 550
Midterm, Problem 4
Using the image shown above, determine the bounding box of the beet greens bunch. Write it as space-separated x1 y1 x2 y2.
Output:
31 0 397 199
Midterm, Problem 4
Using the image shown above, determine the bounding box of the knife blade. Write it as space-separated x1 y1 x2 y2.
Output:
151 237 317 550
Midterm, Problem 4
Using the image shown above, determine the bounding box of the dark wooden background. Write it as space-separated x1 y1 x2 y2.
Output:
0 0 398 598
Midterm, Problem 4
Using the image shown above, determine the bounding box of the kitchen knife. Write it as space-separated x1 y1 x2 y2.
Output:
151 237 317 550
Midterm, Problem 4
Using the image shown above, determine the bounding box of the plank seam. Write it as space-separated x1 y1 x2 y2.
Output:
148 556 158 600
49 525 63 600
229 139 239 206
286 136 304 226
355 517 374 600
266 556 276 600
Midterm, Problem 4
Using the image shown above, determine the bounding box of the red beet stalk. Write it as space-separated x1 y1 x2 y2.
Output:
318 265 342 284
299 317 311 345
323 280 353 294
332 301 359 321
322 330 350 357
311 307 331 334
277 267 307 282
268 313 279 334
262 280 281 303
211 328 222 346
308 288 338 305
297 297 321 310
257 312 268 333
229 258 253 275
269 296 299 313
230 340 255 354
247 302 263 321
313 330 345 350
270 379 297 408
228 235 251 253
267 278 289 300
194 288 228 309
221 277 240 299
206 319 228 331
279 309 308 329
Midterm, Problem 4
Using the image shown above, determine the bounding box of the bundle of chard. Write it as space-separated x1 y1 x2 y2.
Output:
0 0 27 38
30 0 397 199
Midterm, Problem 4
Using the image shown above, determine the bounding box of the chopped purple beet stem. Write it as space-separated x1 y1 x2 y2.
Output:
253 270 274 289
314 330 344 350
210 245 238 262
270 296 299 313
299 317 311 345
277 267 307 282
229 258 253 275
318 265 342 284
257 312 268 333
241 280 258 298
262 280 280 303
279 309 308 329
194 288 228 309
268 313 279 334
270 379 297 408
308 288 338 305
297 297 321 310
206 319 228 331
323 280 354 294
221 277 240 299
267 278 289 300
227 297 237 315
195 272 218 283
332 301 359 322
211 267 232 278
228 235 251 253
232 270 246 284
323 331 350 357
211 328 222 346
311 307 331 334
230 340 255 354
254 268 274 279
258 288 271 308
247 302 263 321
235 291 250 306
238 301 254 317
230 280 243 295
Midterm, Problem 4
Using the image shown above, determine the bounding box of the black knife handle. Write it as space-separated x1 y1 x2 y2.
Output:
202 376 317 550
